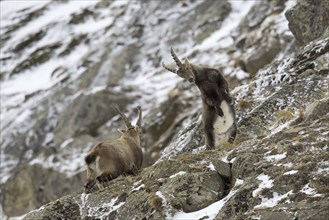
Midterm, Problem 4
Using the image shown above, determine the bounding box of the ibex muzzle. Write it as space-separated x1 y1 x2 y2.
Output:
163 48 237 149
84 106 143 193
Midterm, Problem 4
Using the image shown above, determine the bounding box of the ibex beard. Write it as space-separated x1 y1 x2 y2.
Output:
163 48 237 149
84 106 143 193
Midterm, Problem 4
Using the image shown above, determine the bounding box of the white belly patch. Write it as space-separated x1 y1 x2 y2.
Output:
213 101 234 134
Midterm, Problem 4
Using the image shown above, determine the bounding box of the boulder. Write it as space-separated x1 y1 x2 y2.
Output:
285 0 329 45
244 37 281 75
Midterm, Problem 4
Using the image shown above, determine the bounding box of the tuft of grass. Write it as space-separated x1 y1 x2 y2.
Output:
276 109 294 122
148 195 163 212
233 134 252 145
237 99 253 109
220 140 235 150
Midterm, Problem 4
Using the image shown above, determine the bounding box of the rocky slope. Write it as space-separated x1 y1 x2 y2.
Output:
0 0 328 219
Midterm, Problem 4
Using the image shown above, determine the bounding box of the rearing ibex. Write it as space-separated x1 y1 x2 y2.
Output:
163 48 237 149
84 106 143 193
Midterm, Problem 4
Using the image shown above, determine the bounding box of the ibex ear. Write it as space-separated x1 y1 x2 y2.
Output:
183 58 190 66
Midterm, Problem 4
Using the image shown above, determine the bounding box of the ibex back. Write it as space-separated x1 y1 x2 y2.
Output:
84 106 143 193
163 48 237 149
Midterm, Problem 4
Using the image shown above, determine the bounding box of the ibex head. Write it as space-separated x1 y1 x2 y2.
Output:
115 106 142 135
162 48 195 83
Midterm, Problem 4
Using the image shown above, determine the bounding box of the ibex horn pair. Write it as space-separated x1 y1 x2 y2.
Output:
162 47 183 73
115 106 142 128
115 107 133 128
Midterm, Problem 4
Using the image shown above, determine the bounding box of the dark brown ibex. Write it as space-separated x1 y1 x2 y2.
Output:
163 48 237 149
84 106 143 193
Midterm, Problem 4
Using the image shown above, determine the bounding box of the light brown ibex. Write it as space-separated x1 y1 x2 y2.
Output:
163 48 237 149
84 106 143 193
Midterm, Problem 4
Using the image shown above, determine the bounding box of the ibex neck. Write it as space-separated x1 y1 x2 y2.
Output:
190 64 207 83
121 134 140 147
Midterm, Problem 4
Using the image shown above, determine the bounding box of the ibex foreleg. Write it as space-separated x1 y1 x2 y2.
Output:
84 166 97 193
96 172 115 189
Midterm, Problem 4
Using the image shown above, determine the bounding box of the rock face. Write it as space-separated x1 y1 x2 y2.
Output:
23 35 329 220
285 0 329 46
53 89 130 144
2 164 84 217
1 0 329 219
24 150 232 220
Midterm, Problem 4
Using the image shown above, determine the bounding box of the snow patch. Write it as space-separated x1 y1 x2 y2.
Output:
29 141 89 177
280 162 293 168
79 193 90 217
0 0 50 21
169 171 187 179
195 0 255 51
172 179 244 220
300 184 321 197
207 163 216 171
155 191 171 219
42 132 54 146
60 138 74 149
252 174 274 197
270 121 290 136
84 196 125 219
255 190 293 209
283 170 298 175
131 183 145 192
264 153 287 162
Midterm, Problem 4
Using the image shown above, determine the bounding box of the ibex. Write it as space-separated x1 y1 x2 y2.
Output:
84 106 143 193
163 48 237 149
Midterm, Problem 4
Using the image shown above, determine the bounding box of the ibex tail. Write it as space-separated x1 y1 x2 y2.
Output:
85 152 97 165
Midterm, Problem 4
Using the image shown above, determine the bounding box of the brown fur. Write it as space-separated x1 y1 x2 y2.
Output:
84 107 143 193
163 48 237 149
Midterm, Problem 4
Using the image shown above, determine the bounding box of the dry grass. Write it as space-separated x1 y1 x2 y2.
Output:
276 109 294 120
237 99 253 109
148 195 163 211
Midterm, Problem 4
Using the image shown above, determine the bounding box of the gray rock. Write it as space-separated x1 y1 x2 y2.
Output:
2 164 83 217
163 172 225 212
23 195 81 220
244 37 281 75
23 150 232 220
285 0 329 46
53 89 130 145
214 179 259 220
304 97 329 122
23 36 329 220
211 159 232 179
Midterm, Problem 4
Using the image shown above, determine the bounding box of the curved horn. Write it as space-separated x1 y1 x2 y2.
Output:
162 62 177 73
136 106 142 127
115 107 133 128
170 47 183 67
